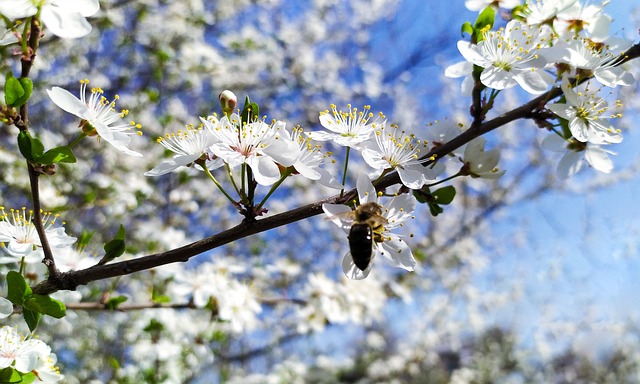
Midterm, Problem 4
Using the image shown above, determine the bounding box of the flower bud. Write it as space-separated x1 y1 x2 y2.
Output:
219 90 237 116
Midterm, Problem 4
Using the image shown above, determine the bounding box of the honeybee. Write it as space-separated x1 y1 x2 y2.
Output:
348 202 388 271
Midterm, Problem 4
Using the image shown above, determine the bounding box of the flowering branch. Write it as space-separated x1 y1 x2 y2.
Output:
28 41 640 294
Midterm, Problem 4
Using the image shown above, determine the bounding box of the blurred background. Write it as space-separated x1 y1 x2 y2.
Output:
2 0 640 382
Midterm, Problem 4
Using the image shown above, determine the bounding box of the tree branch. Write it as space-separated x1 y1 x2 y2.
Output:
30 41 640 295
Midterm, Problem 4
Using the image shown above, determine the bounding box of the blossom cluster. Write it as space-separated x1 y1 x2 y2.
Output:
450 0 635 178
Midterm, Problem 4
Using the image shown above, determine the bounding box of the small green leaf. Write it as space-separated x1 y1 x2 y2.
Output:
99 224 126 265
16 77 33 107
412 186 433 204
474 6 495 31
4 75 24 107
428 202 444 217
23 294 66 318
151 294 171 304
432 186 456 205
77 230 95 249
4 74 33 108
6 271 32 305
17 131 44 162
0 367 23 383
37 146 76 164
23 308 41 332
105 295 128 310
461 21 474 37
18 372 37 384
143 318 165 333
240 96 260 125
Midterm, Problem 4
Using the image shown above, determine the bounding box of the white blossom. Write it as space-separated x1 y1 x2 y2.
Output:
145 124 221 177
47 80 143 157
0 326 50 373
0 207 76 264
465 0 520 11
461 137 506 179
543 35 635 88
547 79 623 144
361 122 444 189
308 104 385 148
323 173 417 280
0 0 99 39
456 20 555 94
204 113 298 186
542 133 615 178
279 125 342 188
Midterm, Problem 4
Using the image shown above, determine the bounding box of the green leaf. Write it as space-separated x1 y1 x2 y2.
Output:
143 318 164 333
461 21 474 37
77 230 95 249
18 372 36 384
6 271 32 305
23 294 66 318
17 131 44 162
474 6 495 31
37 146 77 164
0 367 23 383
23 308 41 332
240 96 260 125
151 294 171 304
4 75 23 107
105 295 128 310
99 224 126 265
4 74 33 108
428 202 444 217
432 186 456 205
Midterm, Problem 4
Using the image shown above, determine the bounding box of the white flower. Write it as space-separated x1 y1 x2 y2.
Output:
424 119 466 156
542 134 614 178
0 25 17 46
0 207 76 264
0 297 12 319
524 0 578 26
308 104 385 148
32 350 64 383
465 0 520 11
0 326 49 373
204 113 298 186
543 35 635 88
47 80 143 157
361 122 444 189
322 173 417 280
456 20 555 94
460 137 506 179
0 0 99 39
444 60 474 95
145 124 221 176
547 79 623 144
279 126 342 189
553 2 611 41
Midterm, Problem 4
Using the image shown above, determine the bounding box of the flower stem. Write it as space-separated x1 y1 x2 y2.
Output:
340 146 352 197
68 132 88 148
372 169 390 186
226 164 241 196
256 169 292 211
427 172 462 188
203 165 237 205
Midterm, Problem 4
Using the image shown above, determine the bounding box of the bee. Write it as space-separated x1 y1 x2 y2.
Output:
348 202 388 271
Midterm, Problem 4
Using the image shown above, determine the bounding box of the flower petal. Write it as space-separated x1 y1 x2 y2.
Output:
342 252 373 280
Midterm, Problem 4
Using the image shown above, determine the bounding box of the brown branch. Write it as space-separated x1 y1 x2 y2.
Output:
30 41 640 295
16 18 60 277
64 296 306 311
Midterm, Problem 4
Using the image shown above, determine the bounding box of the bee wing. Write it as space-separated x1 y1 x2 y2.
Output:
342 252 374 280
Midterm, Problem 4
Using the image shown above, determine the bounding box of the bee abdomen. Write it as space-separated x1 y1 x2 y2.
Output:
348 224 373 271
